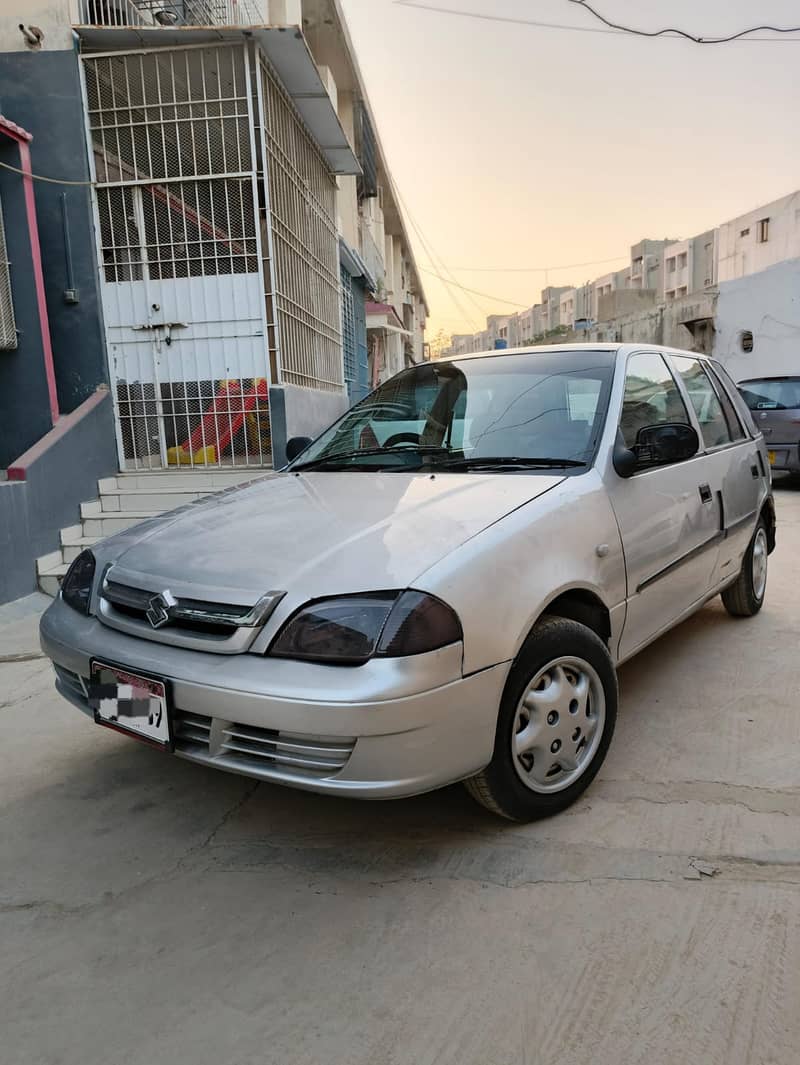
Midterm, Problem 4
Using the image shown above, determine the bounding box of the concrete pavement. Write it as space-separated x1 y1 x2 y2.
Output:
2 488 800 1065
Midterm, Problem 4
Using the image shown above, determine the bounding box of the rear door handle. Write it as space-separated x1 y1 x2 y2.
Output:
699 483 712 503
751 464 759 479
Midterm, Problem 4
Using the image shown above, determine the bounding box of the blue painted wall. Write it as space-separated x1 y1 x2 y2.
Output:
0 137 53 467
0 48 110 424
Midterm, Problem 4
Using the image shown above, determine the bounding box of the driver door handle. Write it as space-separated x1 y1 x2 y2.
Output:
699 483 712 503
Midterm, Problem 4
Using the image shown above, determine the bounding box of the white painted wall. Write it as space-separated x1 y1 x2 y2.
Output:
712 258 800 382
0 0 74 51
717 191 800 283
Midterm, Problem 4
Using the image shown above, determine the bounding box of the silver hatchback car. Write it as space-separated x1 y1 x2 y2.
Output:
41 345 775 821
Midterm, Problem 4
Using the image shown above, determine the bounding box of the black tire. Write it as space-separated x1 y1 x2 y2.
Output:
463 616 617 821
721 517 768 617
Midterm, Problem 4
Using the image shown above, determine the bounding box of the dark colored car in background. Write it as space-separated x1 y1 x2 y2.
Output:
739 377 800 475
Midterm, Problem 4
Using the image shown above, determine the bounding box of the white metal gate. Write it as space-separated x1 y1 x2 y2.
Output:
83 43 273 469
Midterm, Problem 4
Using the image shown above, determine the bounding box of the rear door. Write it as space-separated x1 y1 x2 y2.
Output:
669 354 764 581
607 351 721 660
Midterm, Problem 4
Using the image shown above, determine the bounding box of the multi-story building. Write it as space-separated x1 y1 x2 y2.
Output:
663 230 717 302
540 286 572 334
0 0 426 477
628 238 677 293
716 190 800 283
559 283 593 330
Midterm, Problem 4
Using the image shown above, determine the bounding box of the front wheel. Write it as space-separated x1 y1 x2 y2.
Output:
464 616 617 821
721 517 768 617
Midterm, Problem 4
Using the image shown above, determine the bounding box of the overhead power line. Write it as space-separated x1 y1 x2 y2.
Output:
449 255 628 274
418 266 529 308
393 1 800 43
564 0 800 45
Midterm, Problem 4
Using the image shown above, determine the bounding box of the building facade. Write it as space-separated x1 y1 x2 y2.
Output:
0 0 426 476
716 190 800 284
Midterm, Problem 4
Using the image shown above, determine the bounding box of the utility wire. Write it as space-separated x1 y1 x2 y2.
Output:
565 0 800 45
387 173 486 329
449 255 629 273
393 1 800 43
418 265 529 308
0 159 94 185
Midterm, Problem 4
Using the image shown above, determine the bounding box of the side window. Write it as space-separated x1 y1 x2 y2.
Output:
620 352 691 450
712 362 759 436
671 356 732 448
704 363 745 441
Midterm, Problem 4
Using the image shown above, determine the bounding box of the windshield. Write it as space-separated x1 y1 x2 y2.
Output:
739 378 800 412
291 351 616 472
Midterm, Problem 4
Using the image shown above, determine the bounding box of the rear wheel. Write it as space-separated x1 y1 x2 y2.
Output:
721 518 768 617
464 616 617 821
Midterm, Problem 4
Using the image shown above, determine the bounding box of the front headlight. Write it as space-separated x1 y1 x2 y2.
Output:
60 550 96 615
269 590 462 665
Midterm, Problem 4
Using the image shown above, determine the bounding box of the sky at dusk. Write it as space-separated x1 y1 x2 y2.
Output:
339 0 800 338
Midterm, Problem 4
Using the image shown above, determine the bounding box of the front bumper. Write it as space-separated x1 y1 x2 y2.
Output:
40 596 508 799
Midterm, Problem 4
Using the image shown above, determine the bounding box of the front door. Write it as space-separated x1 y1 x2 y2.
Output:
608 351 721 660
84 44 273 470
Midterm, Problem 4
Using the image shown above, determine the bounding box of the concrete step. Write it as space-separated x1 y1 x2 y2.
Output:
116 470 266 490
63 537 101 564
37 560 69 598
81 511 161 538
99 487 209 513
36 549 65 576
60 524 87 547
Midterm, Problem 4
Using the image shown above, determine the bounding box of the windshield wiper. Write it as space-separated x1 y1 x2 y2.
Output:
430 456 587 471
292 444 450 472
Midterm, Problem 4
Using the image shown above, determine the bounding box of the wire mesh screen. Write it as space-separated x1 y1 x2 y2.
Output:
141 178 257 279
0 194 18 350
116 376 272 470
258 56 343 393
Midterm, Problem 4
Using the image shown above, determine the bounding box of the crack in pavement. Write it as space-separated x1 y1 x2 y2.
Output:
0 782 262 921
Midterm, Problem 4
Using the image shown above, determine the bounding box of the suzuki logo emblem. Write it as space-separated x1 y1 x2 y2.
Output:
146 590 177 629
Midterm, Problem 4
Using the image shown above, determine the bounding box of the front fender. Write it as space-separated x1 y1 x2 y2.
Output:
416 473 627 675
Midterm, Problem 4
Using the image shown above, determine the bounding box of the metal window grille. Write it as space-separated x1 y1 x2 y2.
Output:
86 46 256 284
341 265 357 390
0 194 17 350
77 0 264 28
257 55 343 393
355 101 378 201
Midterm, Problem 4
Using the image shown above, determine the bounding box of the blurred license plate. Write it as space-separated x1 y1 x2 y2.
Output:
89 661 171 748
768 450 776 465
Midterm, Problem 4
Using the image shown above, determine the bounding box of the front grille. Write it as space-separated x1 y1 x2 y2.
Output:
173 711 355 779
103 580 250 638
54 664 89 705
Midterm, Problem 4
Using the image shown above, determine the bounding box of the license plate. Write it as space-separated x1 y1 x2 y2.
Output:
768 450 776 465
89 661 172 748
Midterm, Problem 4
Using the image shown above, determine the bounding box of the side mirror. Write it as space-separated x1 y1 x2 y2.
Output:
286 436 313 462
636 423 700 465
613 423 700 478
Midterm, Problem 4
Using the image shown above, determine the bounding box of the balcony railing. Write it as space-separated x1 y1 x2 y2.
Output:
76 0 265 28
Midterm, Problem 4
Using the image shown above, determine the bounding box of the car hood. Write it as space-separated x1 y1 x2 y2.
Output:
105 470 564 604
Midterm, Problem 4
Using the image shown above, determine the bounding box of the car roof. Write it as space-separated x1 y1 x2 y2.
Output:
438 343 712 364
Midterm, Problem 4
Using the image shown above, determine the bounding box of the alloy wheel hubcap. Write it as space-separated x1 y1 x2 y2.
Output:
752 527 768 600
511 656 606 794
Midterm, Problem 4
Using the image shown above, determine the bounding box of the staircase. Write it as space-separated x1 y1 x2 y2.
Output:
36 470 266 597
